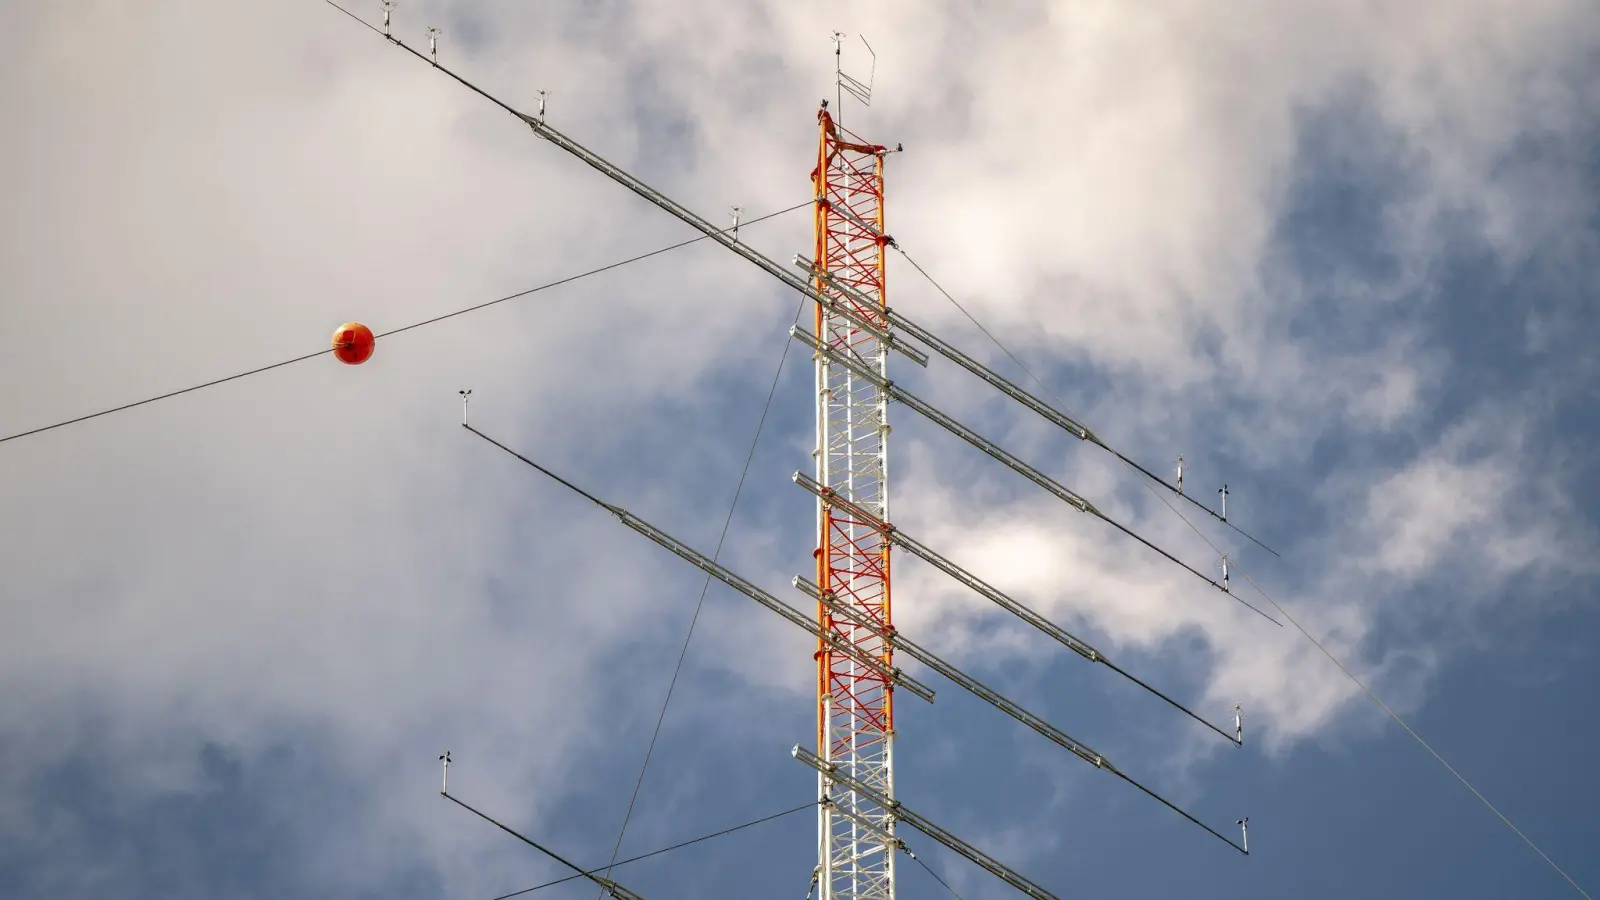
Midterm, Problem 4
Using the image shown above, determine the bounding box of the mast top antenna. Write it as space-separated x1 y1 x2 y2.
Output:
829 31 876 127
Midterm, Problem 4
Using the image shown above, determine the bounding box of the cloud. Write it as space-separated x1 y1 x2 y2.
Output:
1 0 1596 894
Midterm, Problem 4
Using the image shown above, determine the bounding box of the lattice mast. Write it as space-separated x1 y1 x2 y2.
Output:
811 105 896 900
319 18 1271 900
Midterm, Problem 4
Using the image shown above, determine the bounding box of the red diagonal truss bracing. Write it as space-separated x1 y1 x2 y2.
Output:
811 106 896 900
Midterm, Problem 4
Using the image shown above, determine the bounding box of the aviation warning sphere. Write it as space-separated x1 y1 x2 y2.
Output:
331 322 375 365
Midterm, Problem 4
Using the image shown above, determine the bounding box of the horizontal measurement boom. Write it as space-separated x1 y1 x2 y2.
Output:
798 254 1277 556
506 113 927 368
793 745 1061 900
443 791 649 900
613 508 935 702
794 576 1105 768
792 471 1241 745
790 326 1279 625
463 424 935 702
792 577 1248 853
365 32 928 369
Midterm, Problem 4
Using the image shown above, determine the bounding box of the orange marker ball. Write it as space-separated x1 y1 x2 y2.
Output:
331 322 375 365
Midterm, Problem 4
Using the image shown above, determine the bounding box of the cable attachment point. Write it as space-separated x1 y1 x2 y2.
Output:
439 749 451 795
380 0 397 38
425 26 441 64
730 206 743 241
1237 817 1249 854
1176 455 1185 494
1220 554 1230 593
459 389 472 426
1233 704 1245 745
536 90 548 122
1218 483 1229 520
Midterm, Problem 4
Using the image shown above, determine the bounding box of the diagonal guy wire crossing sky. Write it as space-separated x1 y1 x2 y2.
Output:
1 2 1597 899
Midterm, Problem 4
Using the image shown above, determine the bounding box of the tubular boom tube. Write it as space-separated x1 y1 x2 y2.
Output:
363 25 1255 867
792 471 1240 745
884 310 1279 557
463 424 935 703
792 577 1249 854
616 508 934 703
798 255 1277 557
369 26 1272 560
790 326 1280 626
442 792 648 900
370 31 928 371
796 576 1107 769
793 745 1062 900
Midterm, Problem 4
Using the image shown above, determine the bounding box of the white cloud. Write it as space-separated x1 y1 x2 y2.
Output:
1 0 1595 893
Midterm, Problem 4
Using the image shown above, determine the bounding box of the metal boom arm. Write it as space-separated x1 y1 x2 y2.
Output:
790 326 1280 625
464 424 936 703
793 578 1248 854
792 470 1241 745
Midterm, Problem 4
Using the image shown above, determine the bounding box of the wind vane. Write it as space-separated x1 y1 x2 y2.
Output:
829 31 876 125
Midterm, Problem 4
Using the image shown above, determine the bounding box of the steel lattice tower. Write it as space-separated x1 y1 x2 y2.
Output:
811 106 896 900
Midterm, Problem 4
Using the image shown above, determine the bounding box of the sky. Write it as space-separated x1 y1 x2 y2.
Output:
1 1 1597 898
